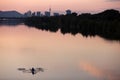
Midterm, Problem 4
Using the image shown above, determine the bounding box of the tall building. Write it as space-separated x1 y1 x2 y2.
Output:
36 11 41 17
32 12 36 16
45 11 50 17
66 9 71 15
49 8 51 16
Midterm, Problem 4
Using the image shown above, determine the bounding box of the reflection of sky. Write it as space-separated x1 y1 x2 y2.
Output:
80 61 120 80
0 25 120 80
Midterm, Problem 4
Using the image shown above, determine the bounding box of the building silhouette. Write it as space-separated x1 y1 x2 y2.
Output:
32 12 36 16
49 8 51 16
24 10 32 17
45 11 50 17
53 13 59 16
44 7 51 17
37 11 41 17
66 9 71 15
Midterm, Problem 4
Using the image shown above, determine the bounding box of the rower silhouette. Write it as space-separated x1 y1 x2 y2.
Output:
18 67 44 75
31 67 35 75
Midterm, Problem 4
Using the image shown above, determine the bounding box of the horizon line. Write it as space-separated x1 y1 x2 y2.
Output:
0 8 120 14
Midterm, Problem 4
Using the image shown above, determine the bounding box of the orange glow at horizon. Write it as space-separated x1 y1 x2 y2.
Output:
0 0 120 13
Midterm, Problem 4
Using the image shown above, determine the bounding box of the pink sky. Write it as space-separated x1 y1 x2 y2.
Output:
0 0 120 13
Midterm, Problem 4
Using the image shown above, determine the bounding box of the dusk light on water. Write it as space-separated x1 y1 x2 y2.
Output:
0 0 120 80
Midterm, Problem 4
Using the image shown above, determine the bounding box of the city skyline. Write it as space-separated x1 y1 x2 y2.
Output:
0 0 120 14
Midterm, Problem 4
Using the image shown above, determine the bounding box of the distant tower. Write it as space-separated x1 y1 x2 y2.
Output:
49 7 51 16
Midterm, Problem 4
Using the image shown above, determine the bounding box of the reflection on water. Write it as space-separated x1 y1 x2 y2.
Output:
80 61 120 80
0 19 24 26
0 24 120 80
0 19 120 41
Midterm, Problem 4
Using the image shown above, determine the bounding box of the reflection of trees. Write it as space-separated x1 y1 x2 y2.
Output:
24 9 120 41
0 9 120 41
24 17 59 32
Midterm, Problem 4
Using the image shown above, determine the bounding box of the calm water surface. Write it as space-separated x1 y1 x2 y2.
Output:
0 24 120 80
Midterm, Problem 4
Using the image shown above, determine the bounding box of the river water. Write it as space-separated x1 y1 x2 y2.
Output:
0 24 120 80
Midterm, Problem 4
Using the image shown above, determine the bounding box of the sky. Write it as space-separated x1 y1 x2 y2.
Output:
0 0 120 13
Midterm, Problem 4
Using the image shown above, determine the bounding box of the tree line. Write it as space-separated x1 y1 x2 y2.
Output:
24 9 120 40
0 9 119 40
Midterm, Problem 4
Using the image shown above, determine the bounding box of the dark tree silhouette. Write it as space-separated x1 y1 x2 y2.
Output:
1 9 120 41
